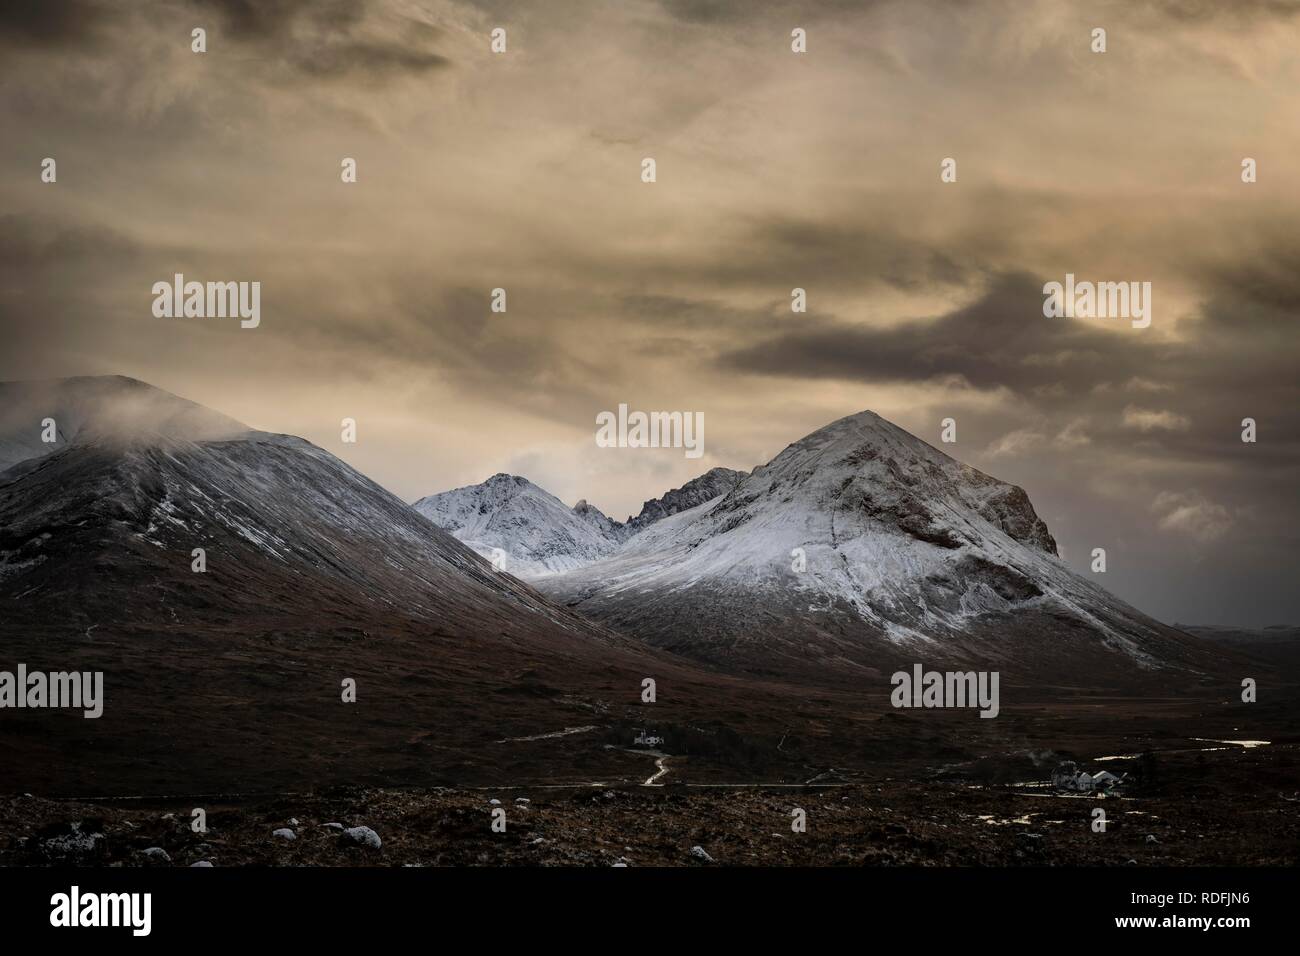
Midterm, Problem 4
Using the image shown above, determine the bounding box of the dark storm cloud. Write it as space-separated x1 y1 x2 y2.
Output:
192 0 449 81
648 0 1300 28
715 217 975 292
192 0 365 37
716 273 1145 392
0 215 149 370
0 1 448 82
719 266 1299 404
718 266 1300 489
654 0 887 24
287 40 449 80
617 294 779 334
1135 0 1300 25
0 214 140 270
1199 240 1300 320
0 0 110 48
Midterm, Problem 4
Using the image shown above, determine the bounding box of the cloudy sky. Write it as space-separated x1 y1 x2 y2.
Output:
2 0 1297 626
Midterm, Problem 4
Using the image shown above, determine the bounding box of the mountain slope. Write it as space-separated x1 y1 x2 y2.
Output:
572 498 631 542
412 467 752 581
538 410 1224 686
0 375 249 475
412 473 623 578
0 377 746 794
0 380 564 626
622 466 748 534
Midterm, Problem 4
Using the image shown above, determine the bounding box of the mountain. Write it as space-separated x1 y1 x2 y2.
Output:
572 498 631 542
412 474 624 578
0 375 249 475
1180 624 1300 672
0 378 566 627
622 467 748 534
0 377 737 794
413 468 752 581
537 410 1225 686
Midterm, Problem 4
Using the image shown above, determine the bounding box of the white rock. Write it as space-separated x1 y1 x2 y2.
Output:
141 846 172 863
341 826 382 850
271 828 296 841
41 823 102 859
191 860 213 867
689 845 714 863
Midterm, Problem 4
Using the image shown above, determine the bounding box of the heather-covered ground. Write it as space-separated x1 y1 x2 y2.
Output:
4 740 1296 867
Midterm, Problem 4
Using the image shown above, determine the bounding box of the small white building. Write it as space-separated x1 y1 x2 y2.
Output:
633 729 663 747
1051 762 1127 793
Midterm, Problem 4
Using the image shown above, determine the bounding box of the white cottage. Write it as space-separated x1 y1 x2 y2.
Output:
1050 762 1127 793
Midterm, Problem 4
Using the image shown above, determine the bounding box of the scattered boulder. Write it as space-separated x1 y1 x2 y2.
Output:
191 860 213 868
322 822 344 831
689 845 714 863
1145 834 1159 844
37 822 106 863
140 847 172 864
341 826 382 850
271 828 297 842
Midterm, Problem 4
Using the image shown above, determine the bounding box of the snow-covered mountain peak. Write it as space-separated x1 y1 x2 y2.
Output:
537 408 1206 680
412 474 623 578
753 409 1056 556
413 467 754 579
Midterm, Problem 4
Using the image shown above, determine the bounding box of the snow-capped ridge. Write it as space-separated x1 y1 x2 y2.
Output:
412 467 754 579
623 466 748 532
537 407 1209 681
413 473 624 578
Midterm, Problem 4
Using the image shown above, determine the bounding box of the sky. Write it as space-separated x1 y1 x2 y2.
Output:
1 0 1297 626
